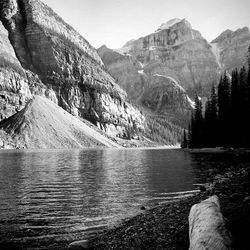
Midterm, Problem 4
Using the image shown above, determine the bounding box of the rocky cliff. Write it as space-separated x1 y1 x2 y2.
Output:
0 20 57 121
141 74 194 122
0 0 145 139
98 45 144 101
211 27 250 72
0 96 122 149
115 19 221 96
98 19 250 127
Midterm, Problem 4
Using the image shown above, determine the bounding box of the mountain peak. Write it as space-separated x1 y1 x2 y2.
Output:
211 27 250 44
98 44 108 50
156 18 191 32
211 29 233 43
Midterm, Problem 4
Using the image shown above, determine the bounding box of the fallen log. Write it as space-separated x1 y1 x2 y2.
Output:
69 240 89 250
189 195 232 250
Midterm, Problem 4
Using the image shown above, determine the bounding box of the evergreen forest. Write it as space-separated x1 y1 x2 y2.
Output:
182 46 250 148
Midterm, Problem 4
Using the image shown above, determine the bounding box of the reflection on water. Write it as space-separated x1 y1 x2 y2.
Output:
0 148 240 249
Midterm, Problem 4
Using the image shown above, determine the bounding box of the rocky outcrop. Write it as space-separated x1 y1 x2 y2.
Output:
141 74 193 124
115 19 221 96
0 0 145 138
0 21 57 121
98 45 144 101
211 27 250 72
98 19 250 128
0 96 121 149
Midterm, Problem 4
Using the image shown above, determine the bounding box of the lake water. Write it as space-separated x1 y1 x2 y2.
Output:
0 148 244 249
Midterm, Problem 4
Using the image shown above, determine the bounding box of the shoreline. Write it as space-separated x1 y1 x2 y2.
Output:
0 144 181 151
84 164 250 250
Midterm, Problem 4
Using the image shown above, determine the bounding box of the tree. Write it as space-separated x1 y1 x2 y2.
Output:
204 84 218 147
238 66 248 146
218 73 231 147
230 69 240 146
181 129 188 148
189 95 203 148
246 46 250 146
188 122 193 148
187 48 250 149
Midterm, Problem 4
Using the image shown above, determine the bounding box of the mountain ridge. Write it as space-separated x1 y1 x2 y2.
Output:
0 0 147 143
97 18 250 128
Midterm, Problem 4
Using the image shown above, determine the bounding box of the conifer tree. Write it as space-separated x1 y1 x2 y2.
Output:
230 69 240 146
218 73 231 147
190 95 203 148
181 129 188 148
188 122 193 148
239 66 248 146
246 46 250 146
187 48 250 149
204 84 218 147
204 98 212 147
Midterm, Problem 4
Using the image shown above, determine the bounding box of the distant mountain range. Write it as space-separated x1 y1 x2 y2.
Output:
0 1 249 148
97 18 250 126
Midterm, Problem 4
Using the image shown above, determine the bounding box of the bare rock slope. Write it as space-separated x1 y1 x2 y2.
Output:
0 96 121 149
0 0 148 147
98 19 250 127
111 19 221 96
211 27 250 72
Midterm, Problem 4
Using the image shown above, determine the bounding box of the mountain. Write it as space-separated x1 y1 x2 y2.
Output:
115 18 221 95
98 45 143 101
0 96 121 149
97 19 250 127
0 0 151 147
0 20 56 122
141 74 194 123
211 27 250 72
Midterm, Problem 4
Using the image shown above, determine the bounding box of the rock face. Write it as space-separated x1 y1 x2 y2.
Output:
0 96 121 149
141 74 194 124
115 19 221 95
211 27 250 72
0 20 57 121
98 45 144 101
0 0 145 138
98 19 250 126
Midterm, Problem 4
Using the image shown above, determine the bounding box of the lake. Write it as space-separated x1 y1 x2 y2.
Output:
0 148 245 249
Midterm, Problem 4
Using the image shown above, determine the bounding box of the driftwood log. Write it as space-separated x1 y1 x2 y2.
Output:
189 195 232 250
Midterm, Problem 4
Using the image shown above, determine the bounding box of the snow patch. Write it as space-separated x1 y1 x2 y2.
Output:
153 74 185 92
226 71 232 80
210 42 222 68
166 76 185 92
187 96 195 109
115 46 131 55
138 70 144 74
124 53 132 57
138 62 144 68
158 18 182 31
149 46 156 51
191 31 194 40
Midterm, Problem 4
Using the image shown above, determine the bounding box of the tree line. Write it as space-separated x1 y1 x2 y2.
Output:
182 46 250 148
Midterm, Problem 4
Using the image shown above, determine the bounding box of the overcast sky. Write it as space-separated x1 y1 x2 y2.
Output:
42 0 250 49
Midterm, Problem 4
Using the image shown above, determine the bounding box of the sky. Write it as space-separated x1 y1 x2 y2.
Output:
42 0 250 49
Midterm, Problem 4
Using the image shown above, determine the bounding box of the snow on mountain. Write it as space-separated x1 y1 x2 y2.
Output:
156 18 182 32
210 42 222 68
153 74 185 92
138 62 144 68
186 96 195 109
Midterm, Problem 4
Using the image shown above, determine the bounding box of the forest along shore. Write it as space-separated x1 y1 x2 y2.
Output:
85 155 250 250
